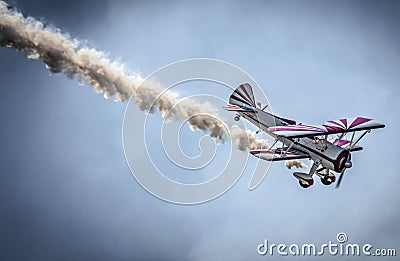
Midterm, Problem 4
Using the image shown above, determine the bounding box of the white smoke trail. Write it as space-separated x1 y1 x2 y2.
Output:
285 160 307 169
0 2 137 101
0 1 269 150
230 125 270 150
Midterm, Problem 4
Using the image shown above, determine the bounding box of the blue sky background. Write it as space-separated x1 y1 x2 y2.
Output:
0 0 399 260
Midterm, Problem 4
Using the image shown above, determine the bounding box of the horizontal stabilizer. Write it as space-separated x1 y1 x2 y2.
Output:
223 104 256 112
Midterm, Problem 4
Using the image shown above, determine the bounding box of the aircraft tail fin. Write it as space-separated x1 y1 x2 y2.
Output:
229 83 256 108
227 83 297 126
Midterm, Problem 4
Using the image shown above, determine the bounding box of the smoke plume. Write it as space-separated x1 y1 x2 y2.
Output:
0 3 220 140
285 160 307 169
229 125 270 150
0 1 269 151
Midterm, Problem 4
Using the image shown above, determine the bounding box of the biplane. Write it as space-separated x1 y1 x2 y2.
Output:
224 83 385 188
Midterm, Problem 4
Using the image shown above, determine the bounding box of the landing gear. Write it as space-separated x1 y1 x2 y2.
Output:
299 179 314 188
321 175 336 185
234 115 240 121
316 167 336 186
294 160 319 188
294 172 314 188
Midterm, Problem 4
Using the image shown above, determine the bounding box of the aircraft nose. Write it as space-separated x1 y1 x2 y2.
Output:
344 160 352 168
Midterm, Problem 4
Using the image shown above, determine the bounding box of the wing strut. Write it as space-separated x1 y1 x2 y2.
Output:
349 130 370 150
282 141 296 156
268 138 280 151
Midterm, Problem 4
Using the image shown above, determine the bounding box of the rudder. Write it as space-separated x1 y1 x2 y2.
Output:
229 83 256 108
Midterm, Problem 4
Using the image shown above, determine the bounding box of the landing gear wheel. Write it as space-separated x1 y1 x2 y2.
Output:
299 180 311 188
321 175 335 186
234 115 240 121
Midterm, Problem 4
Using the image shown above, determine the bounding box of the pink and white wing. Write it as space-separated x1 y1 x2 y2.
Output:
269 117 385 138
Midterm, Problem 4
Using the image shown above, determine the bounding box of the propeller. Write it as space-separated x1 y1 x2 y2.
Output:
335 153 352 188
335 132 355 188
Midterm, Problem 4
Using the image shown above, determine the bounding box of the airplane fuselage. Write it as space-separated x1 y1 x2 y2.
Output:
226 82 384 188
238 108 349 173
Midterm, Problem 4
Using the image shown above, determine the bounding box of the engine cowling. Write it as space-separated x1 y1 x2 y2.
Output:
296 138 349 172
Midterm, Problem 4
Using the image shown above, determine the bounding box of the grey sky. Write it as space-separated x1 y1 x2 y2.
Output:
0 0 399 260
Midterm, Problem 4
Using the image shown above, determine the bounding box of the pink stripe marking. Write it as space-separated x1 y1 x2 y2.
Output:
240 85 255 106
323 125 342 132
254 150 276 154
334 139 350 147
238 85 252 102
340 118 348 128
269 125 325 132
349 117 371 129
326 120 345 129
234 90 252 104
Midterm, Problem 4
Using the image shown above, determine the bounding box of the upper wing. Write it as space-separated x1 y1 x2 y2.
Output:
268 117 385 138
